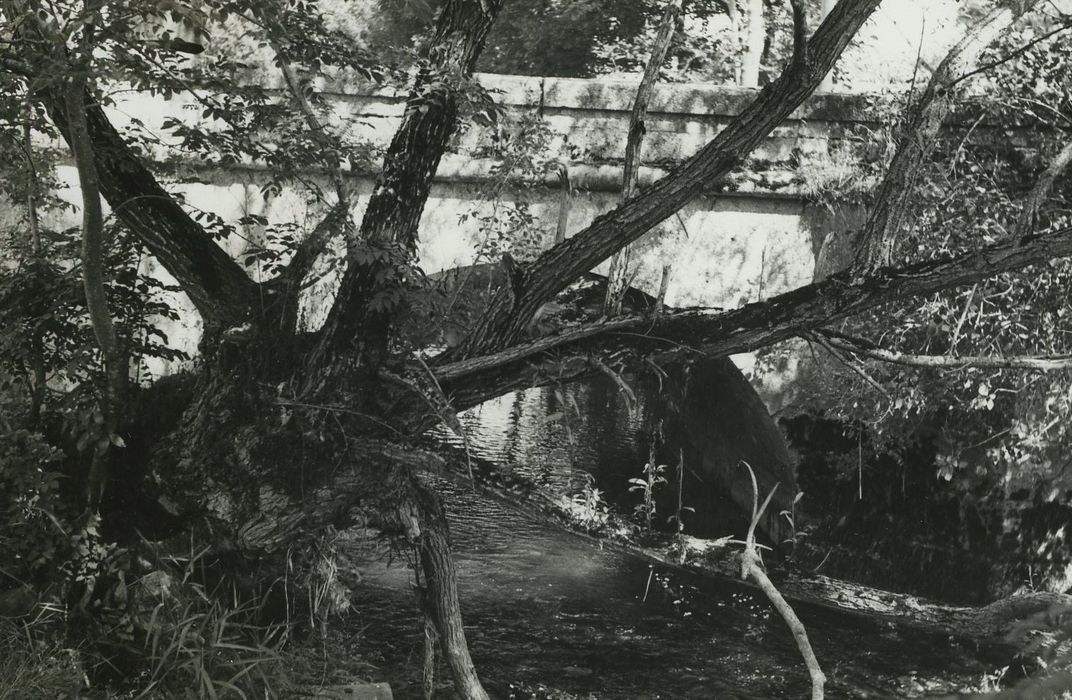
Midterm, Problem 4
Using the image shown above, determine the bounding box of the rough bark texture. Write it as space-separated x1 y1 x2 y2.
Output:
9 0 257 330
818 0 837 91
13 1 1072 696
449 0 883 359
313 0 505 367
415 482 489 700
43 86 257 330
852 1 1041 273
604 0 683 317
438 223 1072 409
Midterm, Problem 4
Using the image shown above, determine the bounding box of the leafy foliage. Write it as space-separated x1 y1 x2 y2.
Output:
767 17 1072 597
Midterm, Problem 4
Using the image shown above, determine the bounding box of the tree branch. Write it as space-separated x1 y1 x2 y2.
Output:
437 223 1072 410
1017 140 1072 237
269 38 350 208
310 0 505 370
787 0 809 71
63 4 125 508
739 468 825 700
39 85 258 330
449 0 883 360
815 329 1072 371
604 0 684 317
852 0 1043 273
11 0 258 330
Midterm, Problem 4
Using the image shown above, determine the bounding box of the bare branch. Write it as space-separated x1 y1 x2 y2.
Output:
853 1 1044 273
808 332 892 398
739 465 825 700
605 0 684 317
451 0 883 359
269 38 350 208
952 19 1072 88
817 330 1072 371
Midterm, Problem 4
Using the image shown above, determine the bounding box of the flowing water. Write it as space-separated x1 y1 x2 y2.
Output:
345 480 992 699
341 388 997 698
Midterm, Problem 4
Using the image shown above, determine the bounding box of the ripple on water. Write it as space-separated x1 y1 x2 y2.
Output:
343 478 990 698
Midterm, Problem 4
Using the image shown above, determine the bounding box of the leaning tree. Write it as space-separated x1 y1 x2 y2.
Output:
2 0 1072 697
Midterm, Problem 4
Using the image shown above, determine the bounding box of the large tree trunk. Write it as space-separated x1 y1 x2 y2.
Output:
312 0 505 370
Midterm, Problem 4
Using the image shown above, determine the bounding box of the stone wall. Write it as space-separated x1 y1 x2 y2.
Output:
40 73 888 378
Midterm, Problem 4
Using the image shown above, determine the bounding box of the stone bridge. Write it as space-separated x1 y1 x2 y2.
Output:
23 70 1000 396
58 72 895 377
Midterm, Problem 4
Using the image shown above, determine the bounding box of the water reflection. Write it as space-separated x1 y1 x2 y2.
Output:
345 479 989 698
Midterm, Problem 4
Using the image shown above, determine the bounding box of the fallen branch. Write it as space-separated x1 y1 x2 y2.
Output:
437 223 1072 410
817 330 1072 371
738 463 825 700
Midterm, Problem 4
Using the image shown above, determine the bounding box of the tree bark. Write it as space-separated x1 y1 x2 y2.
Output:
818 0 837 91
9 0 257 330
41 86 257 330
437 223 1072 410
312 0 505 368
63 30 126 508
415 482 489 700
852 1 1042 273
449 0 882 359
605 0 684 318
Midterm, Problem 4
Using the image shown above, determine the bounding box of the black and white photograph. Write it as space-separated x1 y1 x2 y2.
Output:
2 0 1072 697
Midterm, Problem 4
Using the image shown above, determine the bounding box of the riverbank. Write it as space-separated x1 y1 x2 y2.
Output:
341 471 1002 698
424 440 1072 650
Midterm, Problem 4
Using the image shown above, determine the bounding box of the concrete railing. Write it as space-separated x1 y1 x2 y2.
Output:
38 74 902 381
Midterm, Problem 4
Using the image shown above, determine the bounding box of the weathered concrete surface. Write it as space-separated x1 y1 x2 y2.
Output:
38 73 888 382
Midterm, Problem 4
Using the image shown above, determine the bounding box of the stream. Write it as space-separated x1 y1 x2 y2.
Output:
342 385 999 698
345 480 993 698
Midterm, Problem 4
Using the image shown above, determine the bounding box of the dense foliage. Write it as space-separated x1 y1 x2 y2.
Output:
3 0 1072 697
760 14 1072 597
